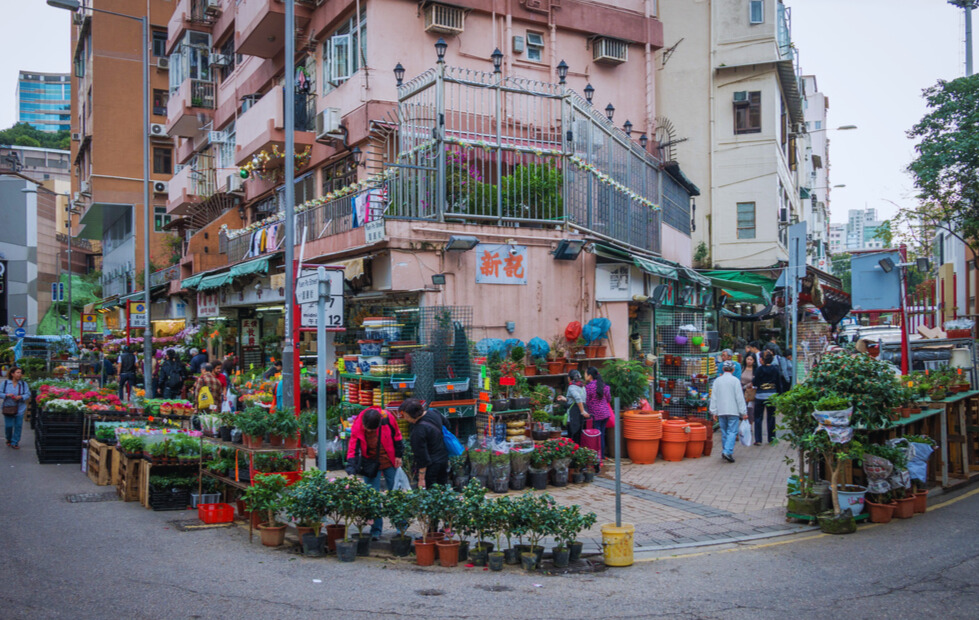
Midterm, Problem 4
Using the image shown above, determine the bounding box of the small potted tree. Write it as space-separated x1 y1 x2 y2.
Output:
334 478 369 562
284 469 330 556
517 493 560 570
529 444 552 490
350 484 384 557
552 504 598 567
383 489 418 557
268 407 301 448
242 473 289 547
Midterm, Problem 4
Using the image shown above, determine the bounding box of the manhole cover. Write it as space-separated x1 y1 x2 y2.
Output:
416 589 444 597
476 585 512 592
65 492 120 503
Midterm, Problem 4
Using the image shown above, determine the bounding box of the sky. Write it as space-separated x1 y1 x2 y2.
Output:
0 0 969 225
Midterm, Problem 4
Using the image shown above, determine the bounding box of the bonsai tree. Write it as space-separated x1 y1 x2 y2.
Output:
350 484 385 541
241 473 289 527
383 489 419 542
284 469 331 532
812 432 864 517
600 359 652 409
510 346 527 366
548 336 566 361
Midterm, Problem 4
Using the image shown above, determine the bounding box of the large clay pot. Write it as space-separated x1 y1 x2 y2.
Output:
913 490 928 513
660 439 687 462
684 440 705 459
414 539 436 566
866 500 896 524
893 496 915 519
625 439 659 464
259 523 287 547
437 539 461 567
325 523 346 552
547 361 565 375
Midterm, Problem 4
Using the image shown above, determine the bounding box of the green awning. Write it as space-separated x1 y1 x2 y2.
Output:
593 243 633 262
230 256 270 278
633 256 678 279
701 270 777 304
181 274 203 290
800 187 812 200
197 273 232 290
679 266 710 287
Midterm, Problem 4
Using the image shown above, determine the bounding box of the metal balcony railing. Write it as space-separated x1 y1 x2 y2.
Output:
190 79 216 109
149 265 181 288
293 92 316 132
189 0 215 24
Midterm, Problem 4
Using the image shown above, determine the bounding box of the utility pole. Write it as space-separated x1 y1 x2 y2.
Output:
949 0 978 76
282 0 296 410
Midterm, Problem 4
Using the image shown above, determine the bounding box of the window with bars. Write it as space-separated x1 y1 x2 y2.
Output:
321 156 358 195
153 147 172 174
737 202 756 239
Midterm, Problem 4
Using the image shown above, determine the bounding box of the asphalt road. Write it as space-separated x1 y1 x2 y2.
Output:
1 432 977 619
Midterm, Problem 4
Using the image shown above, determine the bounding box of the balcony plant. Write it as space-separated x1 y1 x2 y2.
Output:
241 473 289 547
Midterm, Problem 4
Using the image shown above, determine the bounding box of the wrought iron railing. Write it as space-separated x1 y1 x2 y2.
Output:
149 264 181 288
190 79 216 109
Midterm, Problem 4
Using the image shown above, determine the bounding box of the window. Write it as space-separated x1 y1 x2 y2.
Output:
322 11 366 93
814 120 822 130
152 30 168 57
153 147 172 174
217 37 239 82
749 0 764 24
154 206 171 232
737 202 756 239
152 89 169 116
733 91 761 134
321 156 358 195
526 32 545 62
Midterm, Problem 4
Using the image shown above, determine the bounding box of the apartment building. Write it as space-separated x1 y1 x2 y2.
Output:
803 74 831 270
657 0 813 270
159 0 707 362
16 71 72 133
70 0 174 300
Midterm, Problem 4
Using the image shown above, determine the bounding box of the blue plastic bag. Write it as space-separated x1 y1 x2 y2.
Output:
527 337 550 360
442 425 465 457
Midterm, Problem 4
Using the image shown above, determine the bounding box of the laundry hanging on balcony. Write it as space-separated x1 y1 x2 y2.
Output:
351 188 387 228
247 222 280 258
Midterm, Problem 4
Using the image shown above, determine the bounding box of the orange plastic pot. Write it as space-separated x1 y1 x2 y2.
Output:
626 439 659 464
894 497 915 519
660 439 687 461
684 440 705 458
415 540 436 566
913 490 928 513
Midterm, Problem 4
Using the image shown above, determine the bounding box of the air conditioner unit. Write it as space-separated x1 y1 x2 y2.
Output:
208 130 226 144
205 0 221 14
227 174 244 194
315 108 343 141
153 181 169 194
733 91 749 103
592 37 628 65
209 53 230 67
80 180 91 195
424 3 465 35
156 57 169 71
149 123 167 138
71 132 81 142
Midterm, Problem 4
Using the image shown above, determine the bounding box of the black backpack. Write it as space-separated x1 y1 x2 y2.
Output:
164 361 184 388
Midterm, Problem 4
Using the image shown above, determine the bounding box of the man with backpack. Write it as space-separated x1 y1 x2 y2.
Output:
158 350 187 399
116 346 138 401
192 363 224 412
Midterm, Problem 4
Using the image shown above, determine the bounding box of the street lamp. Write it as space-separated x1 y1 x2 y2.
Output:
623 120 633 137
394 63 405 87
605 103 615 121
48 0 153 395
491 48 503 73
556 60 569 84
584 83 594 105
435 38 448 63
639 133 649 150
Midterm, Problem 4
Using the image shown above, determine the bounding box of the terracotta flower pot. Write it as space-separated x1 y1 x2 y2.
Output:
684 440 705 459
660 439 687 462
259 523 287 547
913 490 928 513
414 539 436 566
523 366 538 377
547 361 565 375
865 500 896 524
282 435 300 449
436 539 460 567
625 439 659 464
243 434 264 449
893 496 915 519
565 362 578 373
268 434 285 447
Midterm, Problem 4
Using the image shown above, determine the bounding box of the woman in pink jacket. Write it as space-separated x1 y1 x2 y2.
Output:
346 407 404 539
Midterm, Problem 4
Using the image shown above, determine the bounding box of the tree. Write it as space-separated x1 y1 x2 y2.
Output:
830 253 851 294
871 220 893 248
907 75 979 267
0 122 72 151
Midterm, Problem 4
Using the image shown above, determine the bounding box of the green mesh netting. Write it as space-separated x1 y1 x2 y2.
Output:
37 274 103 338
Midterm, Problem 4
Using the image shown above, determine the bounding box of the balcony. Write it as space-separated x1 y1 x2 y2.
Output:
167 162 203 215
167 0 215 55
235 0 312 58
234 88 315 166
149 264 182 289
167 79 216 138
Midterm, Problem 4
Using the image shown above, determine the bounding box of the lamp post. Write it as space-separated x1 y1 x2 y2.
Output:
583 83 594 105
949 0 979 75
48 0 153 396
283 0 296 412
492 48 503 225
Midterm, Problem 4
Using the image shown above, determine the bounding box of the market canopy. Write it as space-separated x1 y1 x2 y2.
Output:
633 256 678 279
197 273 232 290
701 270 776 304
180 274 203 290
229 256 270 278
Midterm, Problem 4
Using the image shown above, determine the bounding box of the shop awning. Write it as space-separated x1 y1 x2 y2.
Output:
633 256 678 279
197 273 232 290
181 274 203 290
701 270 777 303
708 276 770 305
230 256 270 278
678 266 710 287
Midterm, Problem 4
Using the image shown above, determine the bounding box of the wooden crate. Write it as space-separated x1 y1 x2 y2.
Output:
110 447 122 486
139 462 151 508
86 439 113 486
116 453 141 502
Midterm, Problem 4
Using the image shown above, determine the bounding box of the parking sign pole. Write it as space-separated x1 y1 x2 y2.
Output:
316 267 329 470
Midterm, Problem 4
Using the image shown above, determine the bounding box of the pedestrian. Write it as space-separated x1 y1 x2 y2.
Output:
555 369 588 445
716 349 742 379
116 345 138 401
766 335 782 356
584 366 613 463
782 351 795 387
710 361 748 463
263 360 283 380
159 350 187 399
746 341 763 366
397 399 450 489
740 352 757 423
100 354 116 387
346 407 404 540
2 366 30 449
189 347 208 375
192 363 224 412
751 350 785 445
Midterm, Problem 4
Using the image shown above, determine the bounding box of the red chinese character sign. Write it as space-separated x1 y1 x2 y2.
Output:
240 319 259 347
475 244 527 285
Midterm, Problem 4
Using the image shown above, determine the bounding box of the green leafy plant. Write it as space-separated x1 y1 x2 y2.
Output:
383 489 418 541
600 359 652 409
813 394 850 411
414 484 452 540
269 406 300 437
350 483 385 541
510 346 526 365
118 435 144 455
772 384 821 497
241 473 289 527
553 504 597 550
806 351 903 430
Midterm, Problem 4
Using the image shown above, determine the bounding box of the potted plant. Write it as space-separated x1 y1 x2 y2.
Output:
457 480 487 563
771 385 822 517
601 359 652 410
269 407 301 448
529 444 551 490
484 497 509 571
517 493 560 570
545 343 565 375
241 473 289 547
413 485 450 567
350 484 384 557
237 406 270 448
450 452 470 491
284 469 330 556
433 485 462 567
546 437 577 487
552 504 597 567
334 478 369 562
812 431 864 534
383 489 418 557
320 478 346 553
469 448 491 487
578 448 599 483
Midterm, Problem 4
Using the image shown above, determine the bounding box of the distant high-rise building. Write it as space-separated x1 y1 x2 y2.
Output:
16 71 71 132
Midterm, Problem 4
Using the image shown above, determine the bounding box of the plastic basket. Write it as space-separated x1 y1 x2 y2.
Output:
434 378 470 394
198 503 234 524
390 375 417 390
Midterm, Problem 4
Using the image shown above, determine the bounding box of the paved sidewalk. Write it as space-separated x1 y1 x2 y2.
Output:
546 435 815 552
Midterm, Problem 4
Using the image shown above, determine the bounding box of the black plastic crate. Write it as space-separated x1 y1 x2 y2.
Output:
35 442 82 464
37 411 85 424
148 486 190 511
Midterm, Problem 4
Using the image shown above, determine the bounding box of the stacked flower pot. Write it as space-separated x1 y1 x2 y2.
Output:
622 410 663 464
660 420 691 462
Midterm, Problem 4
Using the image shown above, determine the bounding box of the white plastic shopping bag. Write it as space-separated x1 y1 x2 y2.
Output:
739 419 752 447
392 467 412 491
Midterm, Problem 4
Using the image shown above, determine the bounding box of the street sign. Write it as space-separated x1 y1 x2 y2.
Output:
365 219 385 244
81 313 97 332
51 282 64 302
13 316 25 328
14 328 26 338
129 301 147 328
299 268 344 329
295 272 320 305
300 298 342 328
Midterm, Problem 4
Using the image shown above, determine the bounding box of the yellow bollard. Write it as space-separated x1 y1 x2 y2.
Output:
601 523 635 567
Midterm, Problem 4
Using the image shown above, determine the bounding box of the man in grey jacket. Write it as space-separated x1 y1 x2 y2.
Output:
710 361 748 463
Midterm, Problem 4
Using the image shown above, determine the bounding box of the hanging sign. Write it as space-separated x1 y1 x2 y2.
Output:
81 314 98 332
240 318 259 347
197 291 220 318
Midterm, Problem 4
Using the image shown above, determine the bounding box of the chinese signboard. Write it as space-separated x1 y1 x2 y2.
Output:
197 291 220 318
364 219 385 244
240 318 259 347
475 244 527 285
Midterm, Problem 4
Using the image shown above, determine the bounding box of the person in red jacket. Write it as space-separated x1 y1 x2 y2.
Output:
346 407 404 539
